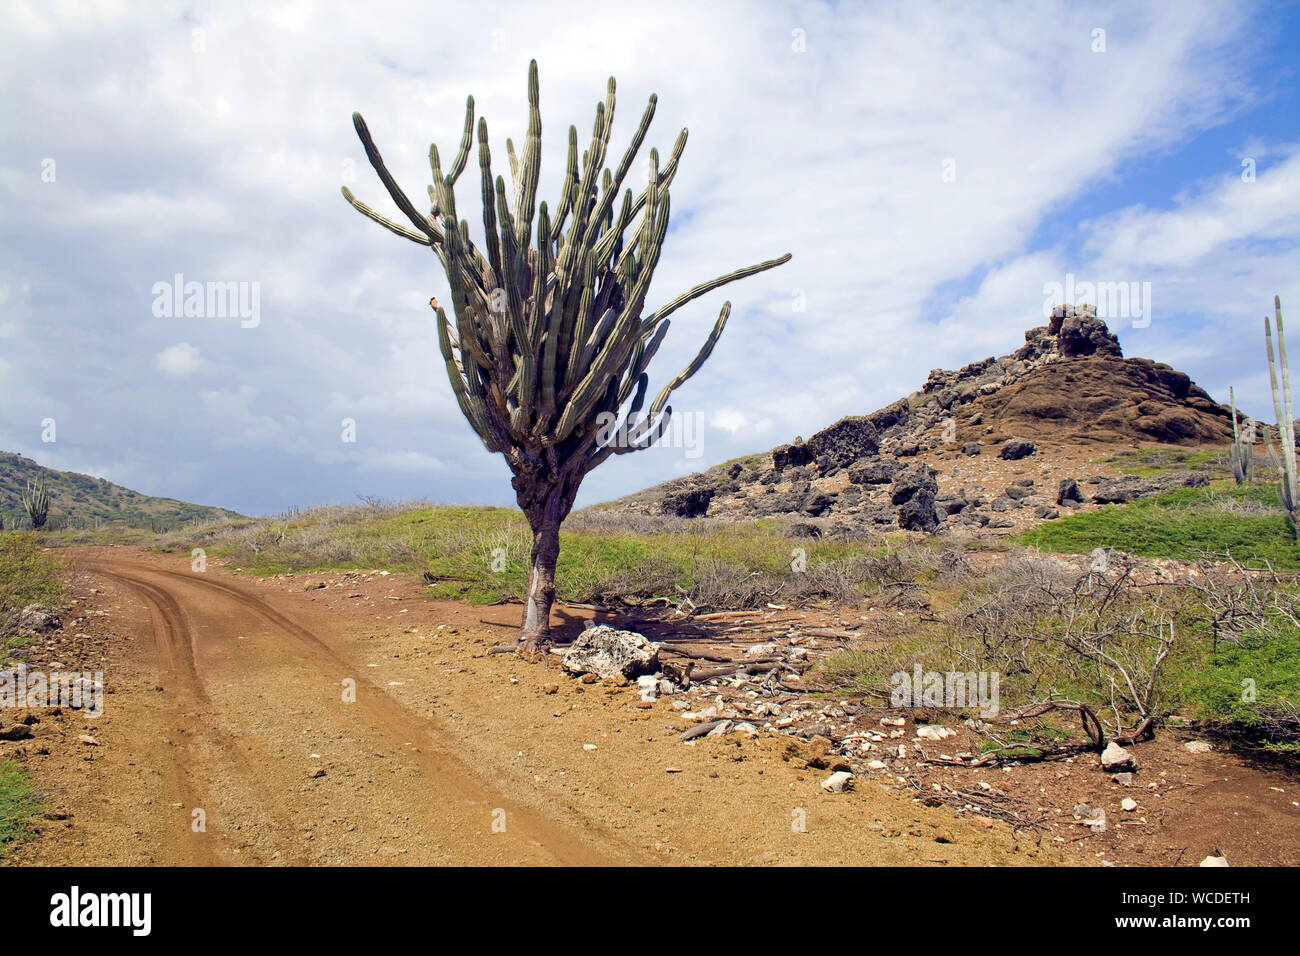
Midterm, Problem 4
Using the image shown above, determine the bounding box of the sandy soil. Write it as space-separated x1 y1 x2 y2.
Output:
4 547 1067 866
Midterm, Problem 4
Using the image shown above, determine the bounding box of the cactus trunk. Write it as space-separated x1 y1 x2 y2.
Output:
520 515 562 651
344 59 789 647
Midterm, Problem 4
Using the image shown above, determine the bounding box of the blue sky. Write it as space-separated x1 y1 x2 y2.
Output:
1 1 1297 517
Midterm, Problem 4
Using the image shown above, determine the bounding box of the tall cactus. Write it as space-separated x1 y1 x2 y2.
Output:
1264 296 1298 536
1228 386 1254 484
23 476 49 531
343 60 790 650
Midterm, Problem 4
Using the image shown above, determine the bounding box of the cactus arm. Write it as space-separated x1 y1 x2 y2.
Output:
475 117 503 282
350 112 441 241
514 60 543 250
645 300 732 421
447 95 475 185
340 187 435 246
642 254 793 334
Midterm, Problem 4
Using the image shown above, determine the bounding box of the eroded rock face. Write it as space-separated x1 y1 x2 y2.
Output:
661 486 714 518
802 416 881 469
561 625 660 680
847 457 902 485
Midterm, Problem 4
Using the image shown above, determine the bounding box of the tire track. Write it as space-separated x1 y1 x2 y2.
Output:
84 559 617 866
86 564 314 865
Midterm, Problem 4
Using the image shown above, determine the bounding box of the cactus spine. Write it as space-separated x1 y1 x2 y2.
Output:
1264 295 1298 537
23 476 49 531
344 60 790 649
1228 386 1254 484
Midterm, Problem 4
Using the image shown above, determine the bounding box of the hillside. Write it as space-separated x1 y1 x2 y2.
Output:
0 451 242 530
594 305 1256 534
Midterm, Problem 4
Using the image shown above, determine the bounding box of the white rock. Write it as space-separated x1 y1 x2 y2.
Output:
866 759 888 771
745 643 778 657
561 625 659 679
1100 741 1136 772
821 771 854 793
1121 797 1138 812
916 724 955 741
1200 854 1229 867
1184 740 1214 754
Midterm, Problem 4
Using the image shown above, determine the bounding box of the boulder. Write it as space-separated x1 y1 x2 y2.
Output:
561 625 660 680
961 442 982 456
889 464 938 506
5 604 62 635
802 417 881 468
1057 478 1085 505
999 439 1036 460
1100 741 1137 773
897 494 939 533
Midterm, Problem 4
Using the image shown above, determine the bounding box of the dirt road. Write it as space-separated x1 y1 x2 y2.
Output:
8 548 1058 866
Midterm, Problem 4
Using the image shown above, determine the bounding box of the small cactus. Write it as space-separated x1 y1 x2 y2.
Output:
23 476 50 531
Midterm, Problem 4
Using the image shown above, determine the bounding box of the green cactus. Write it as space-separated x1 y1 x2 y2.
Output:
23 477 49 531
344 60 789 650
1264 295 1298 537
1228 386 1254 484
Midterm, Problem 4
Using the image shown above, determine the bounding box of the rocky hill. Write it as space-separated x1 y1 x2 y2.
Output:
0 451 242 530
595 306 1243 535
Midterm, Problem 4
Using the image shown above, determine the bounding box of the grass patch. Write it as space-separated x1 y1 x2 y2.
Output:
1095 446 1229 477
1018 482 1300 569
0 532 64 662
0 759 40 856
157 502 973 610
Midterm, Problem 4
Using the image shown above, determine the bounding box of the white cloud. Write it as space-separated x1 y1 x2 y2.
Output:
154 341 204 378
0 0 1288 514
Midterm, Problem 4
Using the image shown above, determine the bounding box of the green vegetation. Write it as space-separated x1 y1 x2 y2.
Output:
0 532 62 613
1018 482 1300 570
0 759 40 856
1095 445 1227 477
168 502 908 608
820 547 1300 753
0 532 64 661
0 451 241 531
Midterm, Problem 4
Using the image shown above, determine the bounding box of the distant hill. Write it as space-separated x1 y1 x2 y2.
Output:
591 305 1247 533
0 451 242 530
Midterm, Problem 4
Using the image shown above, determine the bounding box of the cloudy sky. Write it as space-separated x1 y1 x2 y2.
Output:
1 0 1297 516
